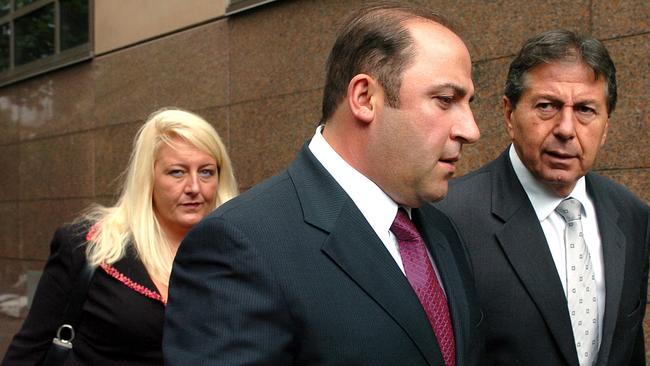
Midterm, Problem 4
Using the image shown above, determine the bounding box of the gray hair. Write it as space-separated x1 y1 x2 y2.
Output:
504 29 617 115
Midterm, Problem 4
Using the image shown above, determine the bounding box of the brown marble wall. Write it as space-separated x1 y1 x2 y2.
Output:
0 0 648 359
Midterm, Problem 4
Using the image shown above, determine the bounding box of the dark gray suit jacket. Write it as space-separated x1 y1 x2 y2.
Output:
436 149 649 366
163 144 484 366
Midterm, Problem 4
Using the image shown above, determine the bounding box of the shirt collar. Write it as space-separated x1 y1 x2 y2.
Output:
308 125 398 233
509 144 589 221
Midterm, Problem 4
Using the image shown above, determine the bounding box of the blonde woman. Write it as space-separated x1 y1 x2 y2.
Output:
3 108 238 365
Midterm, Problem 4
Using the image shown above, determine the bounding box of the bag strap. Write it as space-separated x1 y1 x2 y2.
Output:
42 228 99 366
64 263 96 325
54 262 97 344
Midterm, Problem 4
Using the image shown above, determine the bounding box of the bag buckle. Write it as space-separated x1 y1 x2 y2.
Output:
52 324 75 349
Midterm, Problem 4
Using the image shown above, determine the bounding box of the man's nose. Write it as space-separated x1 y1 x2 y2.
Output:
453 107 480 144
553 106 578 140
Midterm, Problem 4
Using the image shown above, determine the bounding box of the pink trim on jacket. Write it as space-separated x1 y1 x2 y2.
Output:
87 223 165 305
100 263 166 305
86 223 99 241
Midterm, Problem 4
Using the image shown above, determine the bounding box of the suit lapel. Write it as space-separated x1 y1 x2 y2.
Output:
288 145 442 366
586 175 626 366
492 152 579 365
322 202 442 366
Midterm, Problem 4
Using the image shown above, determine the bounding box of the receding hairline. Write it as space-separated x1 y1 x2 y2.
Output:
518 59 608 102
319 4 465 123
404 17 469 56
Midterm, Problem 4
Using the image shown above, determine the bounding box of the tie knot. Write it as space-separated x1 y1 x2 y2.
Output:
391 208 419 242
555 198 582 222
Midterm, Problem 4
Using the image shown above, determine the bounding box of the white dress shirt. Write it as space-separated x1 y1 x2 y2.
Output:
509 145 605 341
308 125 405 272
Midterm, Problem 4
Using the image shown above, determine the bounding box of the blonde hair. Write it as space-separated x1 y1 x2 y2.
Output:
83 108 238 286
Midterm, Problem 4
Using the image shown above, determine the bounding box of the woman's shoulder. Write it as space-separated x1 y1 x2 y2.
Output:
52 220 92 246
58 219 91 235
47 220 95 272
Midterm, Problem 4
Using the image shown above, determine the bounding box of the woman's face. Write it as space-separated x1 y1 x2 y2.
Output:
152 137 219 238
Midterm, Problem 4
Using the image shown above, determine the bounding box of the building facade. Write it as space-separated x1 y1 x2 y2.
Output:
1 0 648 359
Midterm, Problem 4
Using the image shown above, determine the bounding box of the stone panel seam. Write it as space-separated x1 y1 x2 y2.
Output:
228 86 324 108
595 167 650 173
0 256 46 263
2 255 49 262
94 16 230 58
15 120 142 144
226 17 232 150
471 31 650 64
16 196 96 203
0 141 21 148
588 0 594 35
600 31 650 43
472 55 513 67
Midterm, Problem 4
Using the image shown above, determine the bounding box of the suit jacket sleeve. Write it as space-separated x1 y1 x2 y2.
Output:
163 216 294 366
1 225 87 366
630 210 650 365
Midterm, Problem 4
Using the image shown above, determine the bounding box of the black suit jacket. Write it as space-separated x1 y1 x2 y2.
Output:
2 224 166 366
436 149 649 366
164 144 484 366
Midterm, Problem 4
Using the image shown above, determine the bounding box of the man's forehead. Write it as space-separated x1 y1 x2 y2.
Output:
405 18 464 47
526 61 602 82
522 62 606 95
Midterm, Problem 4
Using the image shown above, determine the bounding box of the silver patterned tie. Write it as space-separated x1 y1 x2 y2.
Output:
555 198 599 366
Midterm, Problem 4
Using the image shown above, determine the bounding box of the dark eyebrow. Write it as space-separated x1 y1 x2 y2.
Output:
535 94 600 107
432 83 474 102
533 94 563 105
535 93 560 101
573 99 599 106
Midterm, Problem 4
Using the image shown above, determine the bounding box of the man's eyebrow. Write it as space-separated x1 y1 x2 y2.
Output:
432 83 473 101
573 98 599 106
530 93 562 103
533 93 600 106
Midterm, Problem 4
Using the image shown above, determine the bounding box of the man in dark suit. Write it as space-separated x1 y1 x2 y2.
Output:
163 3 483 366
437 29 650 366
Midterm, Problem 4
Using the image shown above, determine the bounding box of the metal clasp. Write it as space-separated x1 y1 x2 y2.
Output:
52 324 75 349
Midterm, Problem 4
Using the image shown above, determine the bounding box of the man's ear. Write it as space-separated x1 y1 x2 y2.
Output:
503 96 516 139
600 119 608 147
346 74 380 124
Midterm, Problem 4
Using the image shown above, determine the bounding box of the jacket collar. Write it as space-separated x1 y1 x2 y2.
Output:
288 143 467 366
100 245 165 305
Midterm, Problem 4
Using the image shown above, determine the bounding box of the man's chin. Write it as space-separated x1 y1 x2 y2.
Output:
422 185 448 204
538 173 582 197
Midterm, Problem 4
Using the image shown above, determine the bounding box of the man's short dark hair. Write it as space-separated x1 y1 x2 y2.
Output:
504 29 617 115
320 3 448 124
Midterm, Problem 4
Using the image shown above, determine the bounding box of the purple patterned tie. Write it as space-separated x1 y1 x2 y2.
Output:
391 208 456 366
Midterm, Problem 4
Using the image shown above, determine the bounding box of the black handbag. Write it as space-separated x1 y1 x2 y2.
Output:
41 262 96 366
